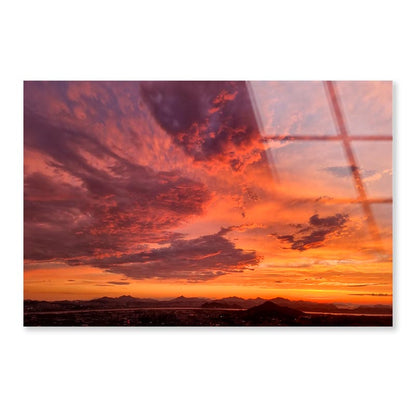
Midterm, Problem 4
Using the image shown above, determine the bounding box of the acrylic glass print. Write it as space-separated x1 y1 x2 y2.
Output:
24 81 392 326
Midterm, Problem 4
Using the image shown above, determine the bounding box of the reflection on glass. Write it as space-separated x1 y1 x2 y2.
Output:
352 141 392 199
336 81 392 136
249 81 337 136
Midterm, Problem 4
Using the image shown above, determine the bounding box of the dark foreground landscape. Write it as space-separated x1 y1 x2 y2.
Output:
24 295 392 326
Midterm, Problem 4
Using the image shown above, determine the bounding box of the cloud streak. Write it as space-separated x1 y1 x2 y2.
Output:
323 165 376 179
273 213 349 251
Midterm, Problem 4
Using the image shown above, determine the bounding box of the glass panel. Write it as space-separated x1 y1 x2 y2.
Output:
351 141 392 199
336 81 392 136
266 140 357 200
249 81 337 136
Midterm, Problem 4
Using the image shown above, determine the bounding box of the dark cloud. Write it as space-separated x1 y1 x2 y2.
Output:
140 81 262 170
323 166 353 178
276 235 295 244
309 213 348 228
106 281 130 286
349 293 391 297
323 165 376 178
70 228 261 281
273 213 349 251
24 166 210 261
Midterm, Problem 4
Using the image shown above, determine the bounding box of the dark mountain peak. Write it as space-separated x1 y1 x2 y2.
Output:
250 300 281 311
93 296 113 302
270 296 290 303
171 295 208 302
247 301 304 318
172 296 191 301
220 296 245 302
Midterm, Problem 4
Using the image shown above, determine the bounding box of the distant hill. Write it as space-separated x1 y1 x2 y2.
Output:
218 296 268 308
246 301 304 319
201 301 243 309
24 295 392 315
345 304 392 315
161 296 208 307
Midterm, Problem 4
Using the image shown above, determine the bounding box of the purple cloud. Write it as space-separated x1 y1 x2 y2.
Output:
273 213 349 251
140 81 263 170
70 228 262 281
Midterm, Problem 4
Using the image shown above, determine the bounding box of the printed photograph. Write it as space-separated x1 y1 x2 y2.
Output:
24 81 392 326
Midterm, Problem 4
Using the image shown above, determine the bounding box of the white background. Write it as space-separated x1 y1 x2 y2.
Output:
1 1 415 415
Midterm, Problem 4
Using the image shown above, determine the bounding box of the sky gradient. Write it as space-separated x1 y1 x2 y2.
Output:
24 81 392 304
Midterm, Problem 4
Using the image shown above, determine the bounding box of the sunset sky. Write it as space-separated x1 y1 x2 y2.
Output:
24 81 392 304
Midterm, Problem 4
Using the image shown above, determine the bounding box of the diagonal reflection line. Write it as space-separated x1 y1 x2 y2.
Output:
324 81 383 248
246 81 280 183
